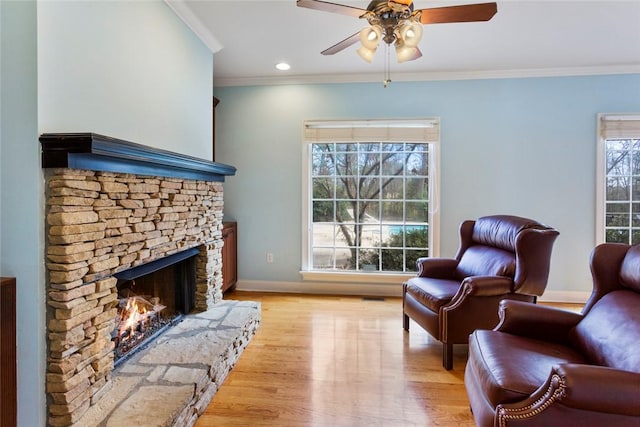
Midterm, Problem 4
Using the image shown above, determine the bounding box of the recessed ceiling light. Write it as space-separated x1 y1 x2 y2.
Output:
275 62 291 71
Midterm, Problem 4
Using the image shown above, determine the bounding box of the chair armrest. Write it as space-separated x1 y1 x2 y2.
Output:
445 276 513 312
495 300 583 342
497 364 640 424
556 364 640 414
416 257 458 278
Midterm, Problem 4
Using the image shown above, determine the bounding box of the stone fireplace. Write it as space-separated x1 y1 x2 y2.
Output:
41 134 259 426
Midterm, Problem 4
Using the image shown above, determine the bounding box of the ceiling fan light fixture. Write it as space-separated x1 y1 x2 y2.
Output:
399 20 423 48
359 25 382 50
297 0 499 82
357 45 377 63
395 43 419 63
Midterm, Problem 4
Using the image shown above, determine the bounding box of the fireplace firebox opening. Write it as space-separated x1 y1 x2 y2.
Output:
112 247 199 366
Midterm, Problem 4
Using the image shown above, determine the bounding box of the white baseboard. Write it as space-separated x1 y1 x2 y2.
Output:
235 279 403 297
235 279 591 303
538 290 590 304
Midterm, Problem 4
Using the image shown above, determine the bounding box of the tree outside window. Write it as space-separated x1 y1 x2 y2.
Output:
604 138 640 244
311 142 430 273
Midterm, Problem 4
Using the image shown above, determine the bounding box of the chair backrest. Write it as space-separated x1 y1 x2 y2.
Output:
619 244 640 292
569 243 640 373
586 242 640 312
582 243 640 314
454 215 559 296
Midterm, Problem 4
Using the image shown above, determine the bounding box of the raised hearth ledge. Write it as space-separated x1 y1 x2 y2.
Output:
40 133 236 182
74 300 261 427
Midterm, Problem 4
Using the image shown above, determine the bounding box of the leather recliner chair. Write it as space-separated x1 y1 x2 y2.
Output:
402 215 559 369
465 242 640 426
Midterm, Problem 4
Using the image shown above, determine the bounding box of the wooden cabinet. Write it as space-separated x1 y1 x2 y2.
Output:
1 277 17 427
221 222 237 293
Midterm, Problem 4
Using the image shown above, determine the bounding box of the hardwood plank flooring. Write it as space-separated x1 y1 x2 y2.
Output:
196 292 582 427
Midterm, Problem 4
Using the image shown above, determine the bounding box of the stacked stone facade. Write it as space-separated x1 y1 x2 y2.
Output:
45 168 225 426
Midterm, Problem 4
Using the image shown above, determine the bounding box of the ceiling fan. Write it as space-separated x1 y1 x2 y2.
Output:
296 0 497 64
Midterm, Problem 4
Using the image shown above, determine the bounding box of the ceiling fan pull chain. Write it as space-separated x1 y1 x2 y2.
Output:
383 43 391 88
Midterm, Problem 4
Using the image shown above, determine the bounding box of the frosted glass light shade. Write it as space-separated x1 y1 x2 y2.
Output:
396 45 419 63
357 46 376 63
359 26 382 50
399 21 423 48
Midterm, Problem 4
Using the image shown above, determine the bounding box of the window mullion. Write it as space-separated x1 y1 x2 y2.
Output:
378 148 383 272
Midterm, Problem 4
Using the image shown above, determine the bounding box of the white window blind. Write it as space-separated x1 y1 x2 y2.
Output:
303 119 440 143
600 114 640 139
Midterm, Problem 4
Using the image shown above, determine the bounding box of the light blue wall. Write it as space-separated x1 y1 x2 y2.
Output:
1 1 213 425
1 1 45 425
214 74 640 294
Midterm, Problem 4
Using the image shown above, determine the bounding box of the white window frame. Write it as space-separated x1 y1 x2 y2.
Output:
596 113 640 245
300 118 440 283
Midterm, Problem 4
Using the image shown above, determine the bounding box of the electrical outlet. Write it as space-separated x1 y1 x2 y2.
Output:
266 252 274 263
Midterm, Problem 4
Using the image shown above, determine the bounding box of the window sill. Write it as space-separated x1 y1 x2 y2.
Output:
299 270 414 284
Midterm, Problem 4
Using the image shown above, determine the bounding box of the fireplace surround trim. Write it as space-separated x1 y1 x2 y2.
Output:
40 133 236 182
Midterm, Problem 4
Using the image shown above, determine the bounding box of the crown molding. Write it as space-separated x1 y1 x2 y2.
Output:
214 64 640 88
164 0 223 54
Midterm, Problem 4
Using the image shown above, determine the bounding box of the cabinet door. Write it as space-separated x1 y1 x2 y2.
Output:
221 222 237 292
1 277 17 427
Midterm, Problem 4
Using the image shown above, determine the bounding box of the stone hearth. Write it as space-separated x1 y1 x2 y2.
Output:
76 300 260 427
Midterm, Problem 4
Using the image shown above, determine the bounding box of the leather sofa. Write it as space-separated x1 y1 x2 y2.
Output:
465 242 640 426
403 215 559 369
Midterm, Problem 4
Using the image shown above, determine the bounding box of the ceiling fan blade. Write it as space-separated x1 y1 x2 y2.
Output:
321 32 361 55
296 0 367 18
419 2 497 24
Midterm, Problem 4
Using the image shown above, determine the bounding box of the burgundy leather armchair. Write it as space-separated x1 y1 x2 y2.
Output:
402 215 559 369
465 242 640 426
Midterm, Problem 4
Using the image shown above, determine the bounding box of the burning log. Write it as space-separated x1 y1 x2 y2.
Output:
115 294 167 347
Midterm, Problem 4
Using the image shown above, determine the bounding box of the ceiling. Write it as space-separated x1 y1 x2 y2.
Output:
173 0 640 86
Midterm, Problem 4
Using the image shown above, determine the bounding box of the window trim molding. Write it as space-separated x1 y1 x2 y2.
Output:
596 113 606 246
300 118 441 277
596 112 640 245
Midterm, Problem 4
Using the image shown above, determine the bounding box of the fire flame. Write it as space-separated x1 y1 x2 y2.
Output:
119 297 148 338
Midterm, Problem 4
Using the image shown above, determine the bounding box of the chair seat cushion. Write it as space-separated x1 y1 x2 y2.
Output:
468 329 588 407
404 277 460 312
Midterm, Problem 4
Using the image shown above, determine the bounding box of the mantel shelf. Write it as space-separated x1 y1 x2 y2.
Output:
40 133 236 182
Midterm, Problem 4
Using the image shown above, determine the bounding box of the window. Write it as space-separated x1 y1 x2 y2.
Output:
301 119 440 276
597 114 640 244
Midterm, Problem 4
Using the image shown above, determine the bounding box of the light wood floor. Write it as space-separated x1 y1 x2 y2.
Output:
196 292 582 427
